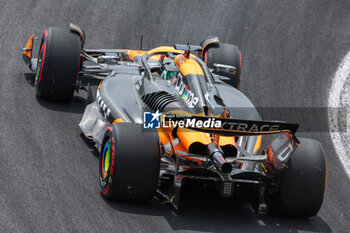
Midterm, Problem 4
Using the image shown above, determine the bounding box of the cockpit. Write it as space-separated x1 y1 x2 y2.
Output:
140 46 225 115
142 46 213 82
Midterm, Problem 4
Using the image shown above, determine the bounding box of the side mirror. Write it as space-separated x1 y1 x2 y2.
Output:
213 63 237 77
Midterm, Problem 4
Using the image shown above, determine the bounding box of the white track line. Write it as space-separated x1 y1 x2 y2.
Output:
328 50 350 179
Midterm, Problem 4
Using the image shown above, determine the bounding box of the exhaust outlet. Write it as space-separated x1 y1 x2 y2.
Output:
207 143 232 173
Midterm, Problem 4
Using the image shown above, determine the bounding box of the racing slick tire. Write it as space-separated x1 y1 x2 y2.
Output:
205 43 241 89
264 138 327 217
99 123 160 202
35 27 82 101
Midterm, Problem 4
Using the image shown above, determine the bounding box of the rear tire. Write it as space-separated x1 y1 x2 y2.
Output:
99 123 160 201
205 43 241 89
264 138 327 217
35 27 82 101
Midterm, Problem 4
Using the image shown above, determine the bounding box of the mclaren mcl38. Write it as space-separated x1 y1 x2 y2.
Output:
22 24 327 217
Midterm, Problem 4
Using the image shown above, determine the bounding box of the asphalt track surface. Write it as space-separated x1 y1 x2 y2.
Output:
0 0 349 232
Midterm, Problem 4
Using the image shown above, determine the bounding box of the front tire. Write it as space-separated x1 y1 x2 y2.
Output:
99 123 160 201
205 43 241 89
35 27 82 101
264 138 327 217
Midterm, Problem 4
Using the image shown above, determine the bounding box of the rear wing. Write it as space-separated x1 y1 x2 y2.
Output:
163 114 299 137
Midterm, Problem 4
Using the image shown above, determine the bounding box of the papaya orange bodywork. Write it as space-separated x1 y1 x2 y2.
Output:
253 135 262 153
158 129 170 146
174 54 204 76
157 128 188 155
112 118 124 123
218 136 236 147
148 46 183 55
177 128 211 151
127 50 146 61
23 34 34 59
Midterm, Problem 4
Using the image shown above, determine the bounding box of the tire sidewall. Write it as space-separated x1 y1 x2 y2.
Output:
35 27 81 101
99 127 116 198
265 138 327 217
206 43 241 88
99 123 160 201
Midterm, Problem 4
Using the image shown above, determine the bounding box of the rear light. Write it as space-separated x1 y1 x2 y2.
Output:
220 181 233 197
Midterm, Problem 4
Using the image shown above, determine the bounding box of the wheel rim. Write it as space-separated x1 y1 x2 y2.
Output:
101 141 111 181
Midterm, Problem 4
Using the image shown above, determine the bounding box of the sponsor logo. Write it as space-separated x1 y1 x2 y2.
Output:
135 79 143 91
143 112 222 129
162 116 222 128
173 77 199 108
143 110 161 129
220 122 280 132
97 90 111 120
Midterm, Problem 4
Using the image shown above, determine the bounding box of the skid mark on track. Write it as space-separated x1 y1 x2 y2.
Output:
328 50 350 179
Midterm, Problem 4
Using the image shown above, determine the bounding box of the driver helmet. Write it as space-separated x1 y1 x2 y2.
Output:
161 62 177 80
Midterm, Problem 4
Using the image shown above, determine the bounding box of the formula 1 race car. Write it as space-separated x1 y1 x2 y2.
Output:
23 24 327 217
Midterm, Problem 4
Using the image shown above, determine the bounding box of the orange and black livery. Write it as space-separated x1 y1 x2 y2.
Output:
22 24 327 217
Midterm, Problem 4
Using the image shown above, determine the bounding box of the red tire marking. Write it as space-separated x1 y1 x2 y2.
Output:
110 144 115 175
44 29 48 37
102 185 110 195
38 41 47 83
107 126 112 132
204 50 207 64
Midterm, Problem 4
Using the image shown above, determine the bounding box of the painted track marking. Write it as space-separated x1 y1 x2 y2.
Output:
328 50 350 179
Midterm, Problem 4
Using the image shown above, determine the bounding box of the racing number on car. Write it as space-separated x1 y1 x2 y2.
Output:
277 142 293 162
